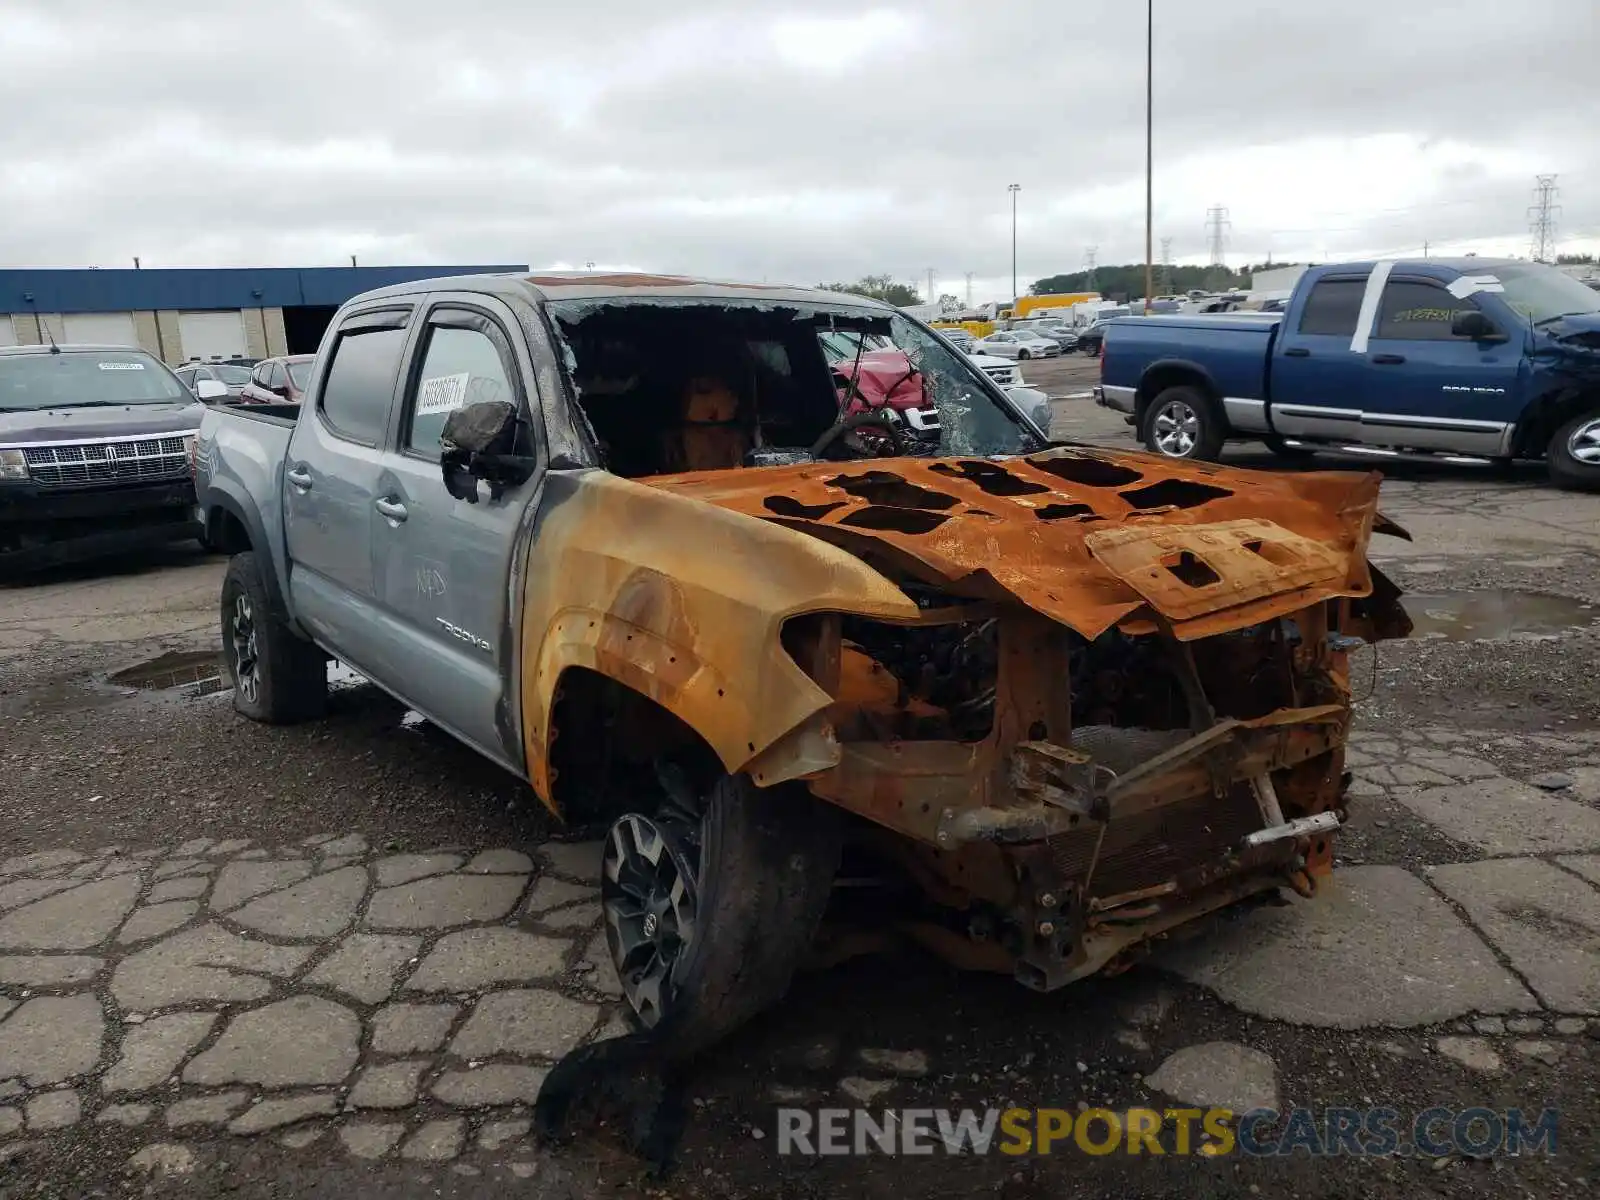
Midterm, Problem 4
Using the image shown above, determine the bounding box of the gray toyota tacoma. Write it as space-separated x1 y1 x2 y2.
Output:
0 343 221 573
196 271 1409 1056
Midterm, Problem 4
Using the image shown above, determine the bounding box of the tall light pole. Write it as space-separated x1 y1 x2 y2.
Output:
1143 0 1154 313
1008 183 1021 304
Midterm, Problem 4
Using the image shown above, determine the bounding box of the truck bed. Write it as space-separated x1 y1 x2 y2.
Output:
1102 314 1280 408
216 401 300 426
195 403 299 597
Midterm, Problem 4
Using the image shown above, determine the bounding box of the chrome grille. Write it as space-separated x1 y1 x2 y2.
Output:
23 436 189 488
981 363 1019 386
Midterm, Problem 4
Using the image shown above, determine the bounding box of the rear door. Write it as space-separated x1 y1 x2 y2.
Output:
1356 276 1518 455
282 305 416 673
1268 274 1370 441
369 293 544 770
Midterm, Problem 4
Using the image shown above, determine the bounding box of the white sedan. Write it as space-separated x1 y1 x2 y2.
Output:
974 331 1061 360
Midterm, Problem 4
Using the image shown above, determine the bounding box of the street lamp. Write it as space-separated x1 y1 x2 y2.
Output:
1008 183 1021 305
1143 0 1154 313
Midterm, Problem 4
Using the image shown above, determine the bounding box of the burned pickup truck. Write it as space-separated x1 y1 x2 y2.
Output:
195 272 1410 1053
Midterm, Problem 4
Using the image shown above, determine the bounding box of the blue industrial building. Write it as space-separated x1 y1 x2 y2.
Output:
0 264 524 362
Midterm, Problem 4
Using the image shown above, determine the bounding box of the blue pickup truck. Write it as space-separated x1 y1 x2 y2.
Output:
1096 257 1600 490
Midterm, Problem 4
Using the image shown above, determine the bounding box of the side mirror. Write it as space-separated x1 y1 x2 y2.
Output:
439 400 536 503
1007 385 1053 434
195 379 228 401
1451 310 1502 341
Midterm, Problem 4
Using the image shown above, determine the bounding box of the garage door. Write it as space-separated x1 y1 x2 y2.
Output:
0 316 15 347
178 310 247 362
63 311 139 346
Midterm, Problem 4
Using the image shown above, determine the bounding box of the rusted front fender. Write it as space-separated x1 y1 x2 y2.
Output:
518 470 920 814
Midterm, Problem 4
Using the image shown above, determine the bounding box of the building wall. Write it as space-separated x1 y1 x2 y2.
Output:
264 307 288 357
7 303 312 363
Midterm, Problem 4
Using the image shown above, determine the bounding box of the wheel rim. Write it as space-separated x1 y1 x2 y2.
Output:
1152 400 1201 457
1567 416 1600 465
230 594 260 703
601 812 700 1029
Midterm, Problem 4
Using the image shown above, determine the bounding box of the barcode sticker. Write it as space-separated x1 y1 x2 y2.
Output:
417 372 470 416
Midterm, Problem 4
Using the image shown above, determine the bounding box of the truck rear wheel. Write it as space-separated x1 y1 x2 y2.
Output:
601 772 840 1058
220 551 327 724
1141 386 1225 461
1547 410 1600 492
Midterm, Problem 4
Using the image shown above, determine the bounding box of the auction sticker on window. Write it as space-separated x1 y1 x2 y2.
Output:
417 372 470 415
98 362 146 370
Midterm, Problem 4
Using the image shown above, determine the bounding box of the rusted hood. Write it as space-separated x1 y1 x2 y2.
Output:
643 447 1396 641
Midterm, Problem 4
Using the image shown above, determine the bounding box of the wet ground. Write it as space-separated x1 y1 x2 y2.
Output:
2 402 1598 1199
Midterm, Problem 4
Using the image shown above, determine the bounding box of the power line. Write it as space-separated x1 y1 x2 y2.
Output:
1082 246 1098 291
1529 175 1561 263
1158 237 1173 295
1206 205 1231 267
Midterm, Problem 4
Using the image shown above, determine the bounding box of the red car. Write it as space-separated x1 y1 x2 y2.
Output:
235 354 316 405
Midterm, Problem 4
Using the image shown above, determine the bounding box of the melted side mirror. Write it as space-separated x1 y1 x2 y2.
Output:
439 400 537 503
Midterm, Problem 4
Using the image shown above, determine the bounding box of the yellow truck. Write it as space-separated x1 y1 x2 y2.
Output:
1008 293 1102 321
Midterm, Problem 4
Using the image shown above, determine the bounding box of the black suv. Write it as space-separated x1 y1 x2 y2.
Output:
0 344 209 573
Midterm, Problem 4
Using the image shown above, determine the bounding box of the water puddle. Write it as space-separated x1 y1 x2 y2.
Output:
108 650 228 695
1402 590 1599 642
105 653 369 699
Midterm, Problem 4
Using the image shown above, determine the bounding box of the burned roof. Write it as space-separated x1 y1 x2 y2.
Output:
344 271 890 312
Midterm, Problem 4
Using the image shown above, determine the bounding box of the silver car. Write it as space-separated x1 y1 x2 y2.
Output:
975 331 1061 360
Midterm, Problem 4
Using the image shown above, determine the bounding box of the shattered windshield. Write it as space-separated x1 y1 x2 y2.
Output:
1490 263 1600 324
547 297 1042 477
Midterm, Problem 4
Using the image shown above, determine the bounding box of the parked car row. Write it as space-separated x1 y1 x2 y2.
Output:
176 354 315 405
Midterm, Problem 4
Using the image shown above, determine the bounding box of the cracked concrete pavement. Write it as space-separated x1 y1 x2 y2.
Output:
2 399 1599 1197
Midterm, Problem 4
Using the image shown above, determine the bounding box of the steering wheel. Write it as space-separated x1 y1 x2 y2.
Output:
809 409 916 460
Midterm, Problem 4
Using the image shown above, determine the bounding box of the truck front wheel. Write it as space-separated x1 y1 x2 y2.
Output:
1547 409 1600 492
1141 386 1225 461
600 772 840 1059
220 552 327 724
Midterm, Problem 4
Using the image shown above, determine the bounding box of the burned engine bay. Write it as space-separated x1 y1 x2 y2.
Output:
643 446 1412 990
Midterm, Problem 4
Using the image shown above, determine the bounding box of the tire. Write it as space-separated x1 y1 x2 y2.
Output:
602 773 841 1059
1140 385 1225 461
1547 409 1600 492
220 551 327 723
1017 349 1031 361
1263 434 1315 461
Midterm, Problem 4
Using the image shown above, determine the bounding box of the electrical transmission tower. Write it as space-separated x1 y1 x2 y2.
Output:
964 272 974 306
1528 175 1560 263
1158 237 1173 295
1083 247 1098 291
1205 205 1231 267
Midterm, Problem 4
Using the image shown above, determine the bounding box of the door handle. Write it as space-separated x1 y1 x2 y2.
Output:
374 497 408 523
286 466 312 491
1372 353 1406 365
1283 347 1310 358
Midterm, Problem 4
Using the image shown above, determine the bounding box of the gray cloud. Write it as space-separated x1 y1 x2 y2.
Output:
1 0 1594 296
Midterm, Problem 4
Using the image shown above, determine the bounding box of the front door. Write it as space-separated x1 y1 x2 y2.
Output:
1269 273 1370 442
370 296 544 771
1356 275 1520 456
282 306 415 672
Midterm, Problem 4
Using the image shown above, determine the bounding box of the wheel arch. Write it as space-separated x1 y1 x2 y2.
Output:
203 485 291 620
1510 384 1600 459
1134 359 1221 423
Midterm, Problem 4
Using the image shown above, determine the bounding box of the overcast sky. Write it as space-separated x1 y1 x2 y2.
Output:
0 0 1595 301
